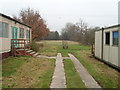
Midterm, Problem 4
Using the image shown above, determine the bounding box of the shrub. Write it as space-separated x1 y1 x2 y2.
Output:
30 41 40 52
25 43 31 49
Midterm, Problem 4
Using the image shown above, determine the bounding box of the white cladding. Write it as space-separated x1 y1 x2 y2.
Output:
0 15 31 53
95 26 119 67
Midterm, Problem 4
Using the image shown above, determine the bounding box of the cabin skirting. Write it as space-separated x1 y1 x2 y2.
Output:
95 56 120 71
0 51 11 60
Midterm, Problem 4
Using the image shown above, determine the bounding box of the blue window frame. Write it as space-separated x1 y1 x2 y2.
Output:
19 28 24 38
113 31 119 45
0 21 9 38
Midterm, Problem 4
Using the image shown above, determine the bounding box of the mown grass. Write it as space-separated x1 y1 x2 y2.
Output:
74 51 120 88
64 59 86 88
38 40 90 57
39 40 120 88
37 41 58 56
2 57 55 88
2 56 30 77
3 40 119 88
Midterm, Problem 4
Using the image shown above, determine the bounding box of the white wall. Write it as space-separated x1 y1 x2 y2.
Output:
95 31 102 59
103 27 118 66
0 16 31 54
95 26 119 67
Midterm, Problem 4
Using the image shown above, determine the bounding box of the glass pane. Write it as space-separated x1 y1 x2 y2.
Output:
0 22 2 37
105 32 110 45
2 22 8 38
5 23 8 38
20 28 24 38
26 30 29 38
113 31 119 45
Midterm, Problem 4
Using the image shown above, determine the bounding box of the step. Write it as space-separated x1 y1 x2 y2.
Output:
26 50 33 53
30 52 36 55
25 49 29 50
33 53 39 57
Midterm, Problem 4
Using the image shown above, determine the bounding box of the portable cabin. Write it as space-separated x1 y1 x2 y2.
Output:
0 13 32 59
95 24 120 70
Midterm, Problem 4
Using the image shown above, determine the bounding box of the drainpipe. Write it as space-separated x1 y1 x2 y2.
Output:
118 1 120 70
101 27 104 60
118 28 120 70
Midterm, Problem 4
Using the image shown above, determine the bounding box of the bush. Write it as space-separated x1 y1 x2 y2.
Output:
25 43 31 49
30 41 40 52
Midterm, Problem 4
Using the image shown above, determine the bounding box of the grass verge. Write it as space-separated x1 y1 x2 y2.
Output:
74 50 120 88
2 57 55 88
64 59 86 88
2 56 30 77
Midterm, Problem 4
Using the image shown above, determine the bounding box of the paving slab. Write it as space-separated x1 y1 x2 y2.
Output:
68 53 101 88
30 52 36 54
63 57 70 59
37 55 56 59
50 53 66 88
37 55 49 58
33 53 39 57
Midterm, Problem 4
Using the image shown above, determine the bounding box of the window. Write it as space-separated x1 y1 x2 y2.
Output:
113 31 119 45
19 28 24 38
0 21 9 38
26 30 30 39
105 32 110 45
0 22 2 37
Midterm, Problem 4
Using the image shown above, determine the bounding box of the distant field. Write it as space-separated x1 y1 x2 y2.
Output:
38 40 120 88
37 40 90 57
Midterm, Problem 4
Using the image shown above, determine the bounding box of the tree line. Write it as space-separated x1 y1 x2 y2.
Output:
43 19 100 45
61 20 100 45
13 8 100 45
43 31 59 40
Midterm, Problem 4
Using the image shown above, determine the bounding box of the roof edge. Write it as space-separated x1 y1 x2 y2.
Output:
96 24 120 32
0 13 31 28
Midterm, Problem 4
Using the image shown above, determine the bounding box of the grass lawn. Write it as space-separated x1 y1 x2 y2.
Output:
74 50 120 88
37 41 59 56
64 59 86 88
2 56 55 88
38 40 120 88
2 40 120 88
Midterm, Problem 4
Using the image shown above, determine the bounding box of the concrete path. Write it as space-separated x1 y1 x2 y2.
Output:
68 53 101 88
50 53 66 88
37 55 56 59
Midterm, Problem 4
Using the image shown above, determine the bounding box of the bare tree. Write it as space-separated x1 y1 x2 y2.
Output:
61 19 99 45
75 19 88 44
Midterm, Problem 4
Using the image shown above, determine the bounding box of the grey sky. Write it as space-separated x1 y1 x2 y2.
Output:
0 0 119 33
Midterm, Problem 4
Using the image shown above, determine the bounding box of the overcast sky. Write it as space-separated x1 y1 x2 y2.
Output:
0 0 119 33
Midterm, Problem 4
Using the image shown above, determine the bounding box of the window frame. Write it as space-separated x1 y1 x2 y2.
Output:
19 28 24 38
105 32 110 45
112 31 119 46
0 21 2 37
26 30 30 39
0 21 9 38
